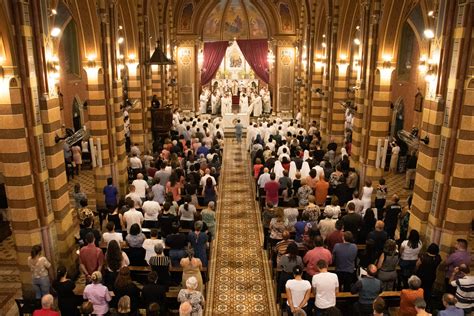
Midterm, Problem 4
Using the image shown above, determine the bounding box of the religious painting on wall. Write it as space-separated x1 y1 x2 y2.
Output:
222 0 248 39
179 3 194 32
203 2 225 40
279 3 293 33
247 2 267 38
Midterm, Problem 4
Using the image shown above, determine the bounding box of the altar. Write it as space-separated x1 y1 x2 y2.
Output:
222 113 251 129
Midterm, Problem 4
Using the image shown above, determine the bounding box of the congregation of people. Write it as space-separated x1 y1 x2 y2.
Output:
248 118 473 315
29 114 226 315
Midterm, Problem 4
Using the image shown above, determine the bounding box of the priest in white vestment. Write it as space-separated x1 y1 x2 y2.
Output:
239 92 249 114
199 88 210 114
211 91 220 115
260 86 271 114
221 93 233 115
250 93 263 117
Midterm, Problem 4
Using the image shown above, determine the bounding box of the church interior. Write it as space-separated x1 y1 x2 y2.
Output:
0 0 472 315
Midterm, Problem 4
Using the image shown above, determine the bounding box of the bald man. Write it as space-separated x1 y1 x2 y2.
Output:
132 173 149 201
351 264 383 315
367 220 388 256
439 293 463 316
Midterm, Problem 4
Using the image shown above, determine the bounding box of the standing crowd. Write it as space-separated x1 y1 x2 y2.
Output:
29 114 226 316
248 118 472 316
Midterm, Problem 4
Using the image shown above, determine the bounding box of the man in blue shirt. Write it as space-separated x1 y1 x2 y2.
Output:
235 119 243 144
439 293 464 316
103 177 118 209
333 231 358 292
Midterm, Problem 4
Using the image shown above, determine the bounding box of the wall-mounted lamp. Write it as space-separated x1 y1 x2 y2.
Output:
312 87 325 96
49 8 57 16
47 54 60 79
314 54 326 69
424 29 435 39
382 54 392 69
353 38 361 46
50 27 61 38
267 49 275 67
117 37 124 44
87 54 97 68
321 42 327 48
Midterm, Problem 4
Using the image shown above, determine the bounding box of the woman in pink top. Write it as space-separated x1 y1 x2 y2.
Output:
166 173 182 203
83 271 111 316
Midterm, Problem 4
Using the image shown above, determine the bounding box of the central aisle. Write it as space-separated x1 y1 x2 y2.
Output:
206 139 277 315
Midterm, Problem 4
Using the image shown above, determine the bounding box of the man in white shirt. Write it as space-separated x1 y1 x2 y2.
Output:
312 259 339 312
143 230 165 263
200 168 217 187
122 206 144 233
257 168 271 189
142 196 161 227
132 173 149 200
348 191 365 216
129 153 142 170
102 222 123 244
125 185 142 207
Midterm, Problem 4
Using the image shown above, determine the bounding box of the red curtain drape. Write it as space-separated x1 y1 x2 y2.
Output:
237 39 269 84
201 41 229 85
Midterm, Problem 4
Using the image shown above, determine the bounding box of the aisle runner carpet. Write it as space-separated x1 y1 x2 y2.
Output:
206 140 277 315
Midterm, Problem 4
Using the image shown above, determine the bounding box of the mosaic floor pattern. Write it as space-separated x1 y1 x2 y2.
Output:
205 139 277 315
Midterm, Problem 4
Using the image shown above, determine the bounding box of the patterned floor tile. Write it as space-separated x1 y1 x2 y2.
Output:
205 140 277 315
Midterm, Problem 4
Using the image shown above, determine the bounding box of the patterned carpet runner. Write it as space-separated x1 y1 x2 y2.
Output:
205 139 277 315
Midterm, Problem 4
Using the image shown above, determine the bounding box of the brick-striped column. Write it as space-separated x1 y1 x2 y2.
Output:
311 57 324 123
364 69 393 178
41 96 77 274
0 80 45 290
411 0 473 255
113 79 128 194
86 66 113 207
329 62 349 143
127 63 145 150
8 0 77 292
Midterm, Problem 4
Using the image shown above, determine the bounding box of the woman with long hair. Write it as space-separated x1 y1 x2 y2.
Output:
400 230 422 288
104 240 129 289
180 248 204 293
114 267 141 315
202 177 217 206
359 208 376 243
52 265 79 315
416 243 441 303
377 239 399 291
28 244 52 299
166 172 182 203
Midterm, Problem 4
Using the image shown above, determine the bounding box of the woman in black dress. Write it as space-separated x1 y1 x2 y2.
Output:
416 243 441 303
52 265 79 315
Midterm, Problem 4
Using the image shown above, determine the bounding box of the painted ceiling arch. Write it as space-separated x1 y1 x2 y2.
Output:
173 0 300 40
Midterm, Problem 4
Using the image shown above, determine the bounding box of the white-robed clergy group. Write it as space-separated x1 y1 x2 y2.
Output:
198 82 271 117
